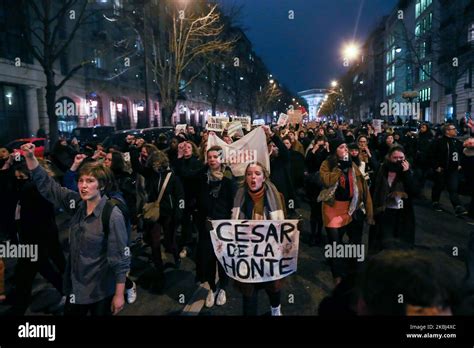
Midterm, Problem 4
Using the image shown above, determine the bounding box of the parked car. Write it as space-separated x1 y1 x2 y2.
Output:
71 126 115 144
138 127 174 144
6 138 46 158
102 129 142 151
102 127 175 151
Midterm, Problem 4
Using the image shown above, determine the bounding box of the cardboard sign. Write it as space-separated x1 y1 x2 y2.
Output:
232 116 251 131
206 116 229 131
277 113 288 127
307 121 317 129
210 220 300 283
207 126 270 177
288 110 303 125
175 124 187 134
226 121 244 138
372 119 382 134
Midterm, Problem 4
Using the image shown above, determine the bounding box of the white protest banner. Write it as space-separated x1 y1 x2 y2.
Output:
207 126 270 177
232 116 251 131
288 110 303 125
252 119 265 126
372 119 382 134
175 124 187 134
277 113 288 127
206 116 229 132
210 220 300 283
226 121 244 138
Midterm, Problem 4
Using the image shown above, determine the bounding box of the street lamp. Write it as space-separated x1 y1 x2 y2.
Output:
342 42 360 61
269 79 275 84
331 80 338 88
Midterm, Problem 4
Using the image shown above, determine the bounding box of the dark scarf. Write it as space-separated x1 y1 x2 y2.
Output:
207 166 224 198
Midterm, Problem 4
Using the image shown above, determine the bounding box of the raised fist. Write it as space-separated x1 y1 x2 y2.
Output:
20 143 35 159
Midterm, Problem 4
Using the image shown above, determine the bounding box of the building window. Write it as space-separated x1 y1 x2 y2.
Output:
419 62 432 82
386 64 395 81
469 22 474 43
386 81 395 96
416 0 432 19
110 101 116 124
419 87 431 102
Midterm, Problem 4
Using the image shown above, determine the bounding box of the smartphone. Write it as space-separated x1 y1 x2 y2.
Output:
466 113 471 122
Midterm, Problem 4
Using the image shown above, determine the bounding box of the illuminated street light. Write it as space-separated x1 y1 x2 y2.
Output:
342 42 360 61
331 80 338 88
269 79 275 84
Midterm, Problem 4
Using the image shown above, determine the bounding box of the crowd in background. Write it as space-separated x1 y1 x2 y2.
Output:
0 117 473 316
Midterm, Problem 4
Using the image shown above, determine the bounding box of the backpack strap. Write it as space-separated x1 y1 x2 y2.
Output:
101 199 116 239
156 172 172 204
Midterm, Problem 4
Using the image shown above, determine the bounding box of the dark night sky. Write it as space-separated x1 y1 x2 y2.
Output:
217 0 399 94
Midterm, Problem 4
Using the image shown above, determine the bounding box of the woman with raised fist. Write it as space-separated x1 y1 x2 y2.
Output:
21 142 130 316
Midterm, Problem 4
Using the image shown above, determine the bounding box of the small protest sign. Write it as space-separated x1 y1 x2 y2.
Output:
277 113 288 127
288 110 303 125
206 116 229 132
175 124 187 135
232 116 251 131
210 219 300 283
226 121 244 138
372 119 382 134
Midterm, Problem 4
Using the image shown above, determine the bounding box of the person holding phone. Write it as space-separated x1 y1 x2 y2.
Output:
319 139 374 286
372 146 419 252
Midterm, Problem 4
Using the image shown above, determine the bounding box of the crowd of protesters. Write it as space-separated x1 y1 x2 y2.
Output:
0 118 473 316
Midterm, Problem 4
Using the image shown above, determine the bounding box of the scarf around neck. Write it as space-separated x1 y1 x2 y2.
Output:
232 181 285 220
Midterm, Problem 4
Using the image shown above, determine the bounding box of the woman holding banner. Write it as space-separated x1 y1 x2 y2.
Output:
319 139 374 287
231 162 287 316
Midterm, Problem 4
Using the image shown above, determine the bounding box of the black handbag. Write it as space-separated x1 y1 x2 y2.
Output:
352 205 366 221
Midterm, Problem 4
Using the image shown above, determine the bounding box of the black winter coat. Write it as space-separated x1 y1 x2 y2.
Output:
431 136 463 171
130 149 184 220
269 134 294 207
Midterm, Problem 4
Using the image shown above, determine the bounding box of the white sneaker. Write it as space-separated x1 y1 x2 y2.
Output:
126 281 137 304
215 289 226 306
205 289 215 308
271 305 282 316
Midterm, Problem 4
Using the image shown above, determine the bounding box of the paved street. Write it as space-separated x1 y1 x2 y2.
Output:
0 184 471 317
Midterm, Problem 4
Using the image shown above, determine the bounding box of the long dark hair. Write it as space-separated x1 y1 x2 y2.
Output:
110 152 126 173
